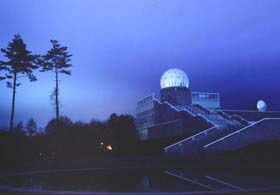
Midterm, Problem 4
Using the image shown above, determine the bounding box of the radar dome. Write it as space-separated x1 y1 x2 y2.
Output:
257 100 267 112
160 68 189 89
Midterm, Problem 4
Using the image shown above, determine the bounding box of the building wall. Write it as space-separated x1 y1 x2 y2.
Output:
192 92 220 110
136 93 215 141
148 119 183 139
136 94 155 140
147 100 212 140
160 87 192 110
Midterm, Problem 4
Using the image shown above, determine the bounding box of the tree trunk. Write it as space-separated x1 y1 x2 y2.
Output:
55 66 59 126
9 72 17 132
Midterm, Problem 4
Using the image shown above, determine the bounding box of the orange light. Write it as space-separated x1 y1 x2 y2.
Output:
106 145 113 151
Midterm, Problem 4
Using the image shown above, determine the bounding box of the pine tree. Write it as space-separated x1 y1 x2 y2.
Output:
41 40 72 125
14 121 25 136
26 118 37 136
0 34 39 132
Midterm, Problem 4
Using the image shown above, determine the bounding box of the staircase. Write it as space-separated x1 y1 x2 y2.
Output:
186 104 247 129
204 118 280 154
165 105 249 158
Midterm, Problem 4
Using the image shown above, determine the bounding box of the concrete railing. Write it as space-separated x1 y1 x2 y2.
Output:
164 126 217 152
204 118 280 154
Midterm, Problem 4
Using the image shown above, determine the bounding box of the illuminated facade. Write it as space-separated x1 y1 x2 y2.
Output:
136 68 221 141
136 68 280 157
191 92 220 110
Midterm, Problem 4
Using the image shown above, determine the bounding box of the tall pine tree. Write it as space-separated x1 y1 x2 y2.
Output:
41 40 72 125
26 118 37 136
0 34 39 132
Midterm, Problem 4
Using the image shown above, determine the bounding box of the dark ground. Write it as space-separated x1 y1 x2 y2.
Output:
1 141 280 194
0 155 280 195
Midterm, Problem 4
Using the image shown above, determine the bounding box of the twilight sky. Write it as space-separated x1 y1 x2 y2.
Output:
1 0 280 127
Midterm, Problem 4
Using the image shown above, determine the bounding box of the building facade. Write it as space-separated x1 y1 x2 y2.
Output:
136 68 280 158
136 68 218 141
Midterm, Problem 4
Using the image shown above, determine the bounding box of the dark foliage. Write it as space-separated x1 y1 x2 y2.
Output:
0 112 179 165
0 114 141 163
26 118 37 136
45 116 73 135
14 121 25 136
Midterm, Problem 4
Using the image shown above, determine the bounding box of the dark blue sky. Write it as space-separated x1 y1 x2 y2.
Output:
1 0 280 127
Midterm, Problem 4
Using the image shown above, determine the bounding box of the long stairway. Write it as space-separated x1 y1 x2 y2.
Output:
204 118 280 154
165 105 249 158
186 104 247 128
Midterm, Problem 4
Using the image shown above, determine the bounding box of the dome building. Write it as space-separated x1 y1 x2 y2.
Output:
257 100 267 112
136 68 280 158
160 68 192 109
160 68 190 89
136 68 221 141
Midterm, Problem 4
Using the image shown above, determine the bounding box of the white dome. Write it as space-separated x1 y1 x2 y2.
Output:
160 68 189 89
257 100 267 112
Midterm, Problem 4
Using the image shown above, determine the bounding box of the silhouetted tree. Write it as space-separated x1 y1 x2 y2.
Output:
41 40 72 126
89 118 103 127
108 113 137 153
0 34 39 132
14 121 25 136
45 116 73 135
73 121 87 128
26 118 37 136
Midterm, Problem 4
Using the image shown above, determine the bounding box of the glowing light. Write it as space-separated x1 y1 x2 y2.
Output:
106 145 113 151
100 142 104 145
257 100 267 112
160 68 190 89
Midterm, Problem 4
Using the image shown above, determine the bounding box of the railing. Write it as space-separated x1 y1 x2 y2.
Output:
182 108 196 117
204 118 280 148
218 110 249 125
222 110 280 122
231 114 249 125
193 104 212 114
164 126 217 152
165 122 244 155
217 110 231 120
186 105 228 127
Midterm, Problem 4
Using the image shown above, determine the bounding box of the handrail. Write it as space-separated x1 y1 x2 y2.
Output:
223 109 280 113
218 110 249 125
196 114 217 126
182 108 196 117
147 119 182 129
232 114 250 125
164 126 217 150
154 99 196 117
203 118 280 148
153 99 181 112
136 93 155 103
